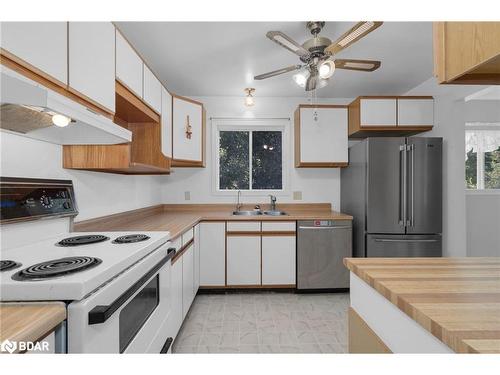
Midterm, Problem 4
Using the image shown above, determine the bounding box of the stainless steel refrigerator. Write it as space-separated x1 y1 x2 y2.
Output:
341 137 442 258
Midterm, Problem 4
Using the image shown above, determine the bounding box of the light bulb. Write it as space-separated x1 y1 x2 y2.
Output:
52 114 71 127
244 96 254 107
293 71 309 87
318 59 335 79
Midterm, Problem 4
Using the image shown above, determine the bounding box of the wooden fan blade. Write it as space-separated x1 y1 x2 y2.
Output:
335 59 381 72
266 31 310 58
325 22 383 55
254 64 302 80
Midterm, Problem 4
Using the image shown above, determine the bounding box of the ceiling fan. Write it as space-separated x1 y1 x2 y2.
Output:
254 21 383 91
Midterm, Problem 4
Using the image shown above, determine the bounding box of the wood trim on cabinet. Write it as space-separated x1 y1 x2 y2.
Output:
0 49 114 120
260 231 296 237
115 80 160 123
226 231 263 237
348 307 392 353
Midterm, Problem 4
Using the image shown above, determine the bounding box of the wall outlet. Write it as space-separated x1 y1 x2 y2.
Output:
184 191 191 201
293 191 302 200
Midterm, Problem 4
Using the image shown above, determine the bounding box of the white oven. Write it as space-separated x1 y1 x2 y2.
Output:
67 242 174 353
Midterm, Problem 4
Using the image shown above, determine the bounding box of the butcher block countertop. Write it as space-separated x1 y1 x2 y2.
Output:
74 203 352 239
344 257 500 354
0 302 66 353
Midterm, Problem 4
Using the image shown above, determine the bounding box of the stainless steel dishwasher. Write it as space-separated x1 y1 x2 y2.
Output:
297 220 352 291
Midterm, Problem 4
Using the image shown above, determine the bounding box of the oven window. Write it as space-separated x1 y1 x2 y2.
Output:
119 275 159 353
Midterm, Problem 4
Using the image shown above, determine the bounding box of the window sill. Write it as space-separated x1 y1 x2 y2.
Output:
212 189 290 198
465 189 500 195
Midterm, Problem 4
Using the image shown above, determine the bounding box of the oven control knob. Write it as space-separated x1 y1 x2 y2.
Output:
63 201 71 209
40 195 53 208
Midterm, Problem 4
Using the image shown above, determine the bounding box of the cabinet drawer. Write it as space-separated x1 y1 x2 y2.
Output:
360 99 397 126
182 228 194 245
226 221 261 232
261 221 296 232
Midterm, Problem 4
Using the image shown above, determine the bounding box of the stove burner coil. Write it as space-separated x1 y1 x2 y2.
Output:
0 260 22 272
12 256 102 281
112 234 150 244
57 235 109 247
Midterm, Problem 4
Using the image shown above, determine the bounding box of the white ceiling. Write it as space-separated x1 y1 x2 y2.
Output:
116 22 433 98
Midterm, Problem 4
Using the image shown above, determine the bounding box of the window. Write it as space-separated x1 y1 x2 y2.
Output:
213 119 288 193
465 123 500 190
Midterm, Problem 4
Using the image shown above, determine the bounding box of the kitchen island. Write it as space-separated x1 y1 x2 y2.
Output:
344 257 500 353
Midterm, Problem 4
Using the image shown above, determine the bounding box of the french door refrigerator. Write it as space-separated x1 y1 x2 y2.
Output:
341 137 442 258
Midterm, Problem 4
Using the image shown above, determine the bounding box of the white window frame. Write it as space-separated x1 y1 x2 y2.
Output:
465 122 500 193
211 118 290 197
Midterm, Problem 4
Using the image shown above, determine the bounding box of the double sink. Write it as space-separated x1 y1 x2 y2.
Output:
232 210 287 216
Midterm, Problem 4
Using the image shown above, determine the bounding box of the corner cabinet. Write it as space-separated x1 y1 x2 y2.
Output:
433 22 500 85
172 95 206 167
348 96 434 138
294 104 348 168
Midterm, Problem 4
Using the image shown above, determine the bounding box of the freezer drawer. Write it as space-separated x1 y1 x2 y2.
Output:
297 220 352 290
366 234 442 257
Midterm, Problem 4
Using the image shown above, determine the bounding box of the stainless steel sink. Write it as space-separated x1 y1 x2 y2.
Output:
263 210 288 216
232 210 263 216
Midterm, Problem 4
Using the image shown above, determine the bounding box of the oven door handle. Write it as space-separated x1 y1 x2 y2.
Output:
160 337 173 354
88 247 176 325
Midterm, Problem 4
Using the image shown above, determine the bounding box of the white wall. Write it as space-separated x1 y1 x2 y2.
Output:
405 78 499 257
161 96 353 211
466 194 500 257
0 132 164 222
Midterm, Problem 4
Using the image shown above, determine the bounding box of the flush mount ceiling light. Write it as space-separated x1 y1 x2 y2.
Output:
51 113 72 127
244 88 255 107
254 21 383 92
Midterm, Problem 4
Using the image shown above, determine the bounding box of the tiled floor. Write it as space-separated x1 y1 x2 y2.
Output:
172 292 349 354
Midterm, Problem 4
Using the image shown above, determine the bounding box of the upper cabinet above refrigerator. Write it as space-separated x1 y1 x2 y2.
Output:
348 96 434 138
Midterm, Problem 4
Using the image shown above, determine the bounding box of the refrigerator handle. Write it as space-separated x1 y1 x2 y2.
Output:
399 145 407 227
408 144 415 227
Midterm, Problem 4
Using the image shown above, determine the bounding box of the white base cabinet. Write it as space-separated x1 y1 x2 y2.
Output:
262 236 296 285
182 243 194 318
169 257 183 340
226 236 261 286
199 222 226 286
193 224 200 292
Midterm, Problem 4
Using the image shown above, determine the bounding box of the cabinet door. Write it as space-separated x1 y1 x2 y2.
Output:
172 97 203 162
199 222 226 286
143 65 162 113
227 236 260 286
360 99 397 126
182 244 194 318
193 224 200 293
262 236 296 285
0 22 67 84
161 87 173 158
68 22 115 112
170 257 183 340
397 99 434 127
299 107 348 164
116 31 143 98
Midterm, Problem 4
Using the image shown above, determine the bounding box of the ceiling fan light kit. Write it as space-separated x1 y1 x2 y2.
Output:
255 21 383 91
244 88 255 107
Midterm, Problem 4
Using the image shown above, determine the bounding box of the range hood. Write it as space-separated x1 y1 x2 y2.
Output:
0 68 131 145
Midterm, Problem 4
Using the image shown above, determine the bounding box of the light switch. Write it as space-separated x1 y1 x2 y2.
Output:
293 191 302 200
184 191 191 201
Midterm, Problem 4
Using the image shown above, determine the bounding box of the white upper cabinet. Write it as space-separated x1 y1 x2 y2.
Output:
143 65 162 113
68 22 115 112
296 106 348 167
161 87 173 158
397 98 434 126
360 99 397 126
115 31 143 98
172 96 203 162
0 22 67 84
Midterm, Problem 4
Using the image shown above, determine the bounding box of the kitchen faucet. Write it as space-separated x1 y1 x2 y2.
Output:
236 190 242 212
269 194 277 211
